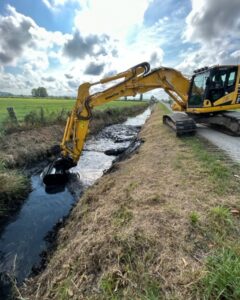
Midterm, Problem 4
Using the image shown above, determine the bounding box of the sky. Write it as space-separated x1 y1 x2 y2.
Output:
0 0 240 97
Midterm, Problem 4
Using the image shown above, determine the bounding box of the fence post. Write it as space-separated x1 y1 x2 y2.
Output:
6 107 19 126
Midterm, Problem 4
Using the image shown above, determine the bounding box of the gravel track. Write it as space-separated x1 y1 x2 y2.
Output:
197 125 240 163
160 102 240 164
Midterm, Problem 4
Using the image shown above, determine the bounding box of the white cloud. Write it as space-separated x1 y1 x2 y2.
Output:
42 0 79 11
185 0 240 44
74 0 151 39
178 0 240 73
0 5 35 65
231 50 240 60
0 5 72 94
0 2 165 96
0 4 69 66
7 0 240 98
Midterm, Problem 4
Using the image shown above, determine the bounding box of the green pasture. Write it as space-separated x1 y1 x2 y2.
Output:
0 98 146 124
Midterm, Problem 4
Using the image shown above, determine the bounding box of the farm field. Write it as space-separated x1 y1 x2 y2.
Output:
0 98 147 124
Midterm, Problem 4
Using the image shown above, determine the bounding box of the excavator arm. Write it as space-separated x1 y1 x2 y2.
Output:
61 63 190 162
43 62 190 186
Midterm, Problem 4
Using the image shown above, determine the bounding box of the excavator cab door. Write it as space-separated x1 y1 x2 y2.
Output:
188 70 210 108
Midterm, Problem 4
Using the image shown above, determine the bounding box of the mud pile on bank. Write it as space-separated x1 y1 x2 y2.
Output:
21 105 240 299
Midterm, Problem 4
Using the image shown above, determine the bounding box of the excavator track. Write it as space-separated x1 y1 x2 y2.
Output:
194 111 240 136
163 113 197 136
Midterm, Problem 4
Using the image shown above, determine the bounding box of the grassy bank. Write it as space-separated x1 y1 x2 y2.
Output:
0 98 146 125
0 102 148 223
0 103 148 168
21 103 240 299
0 162 31 219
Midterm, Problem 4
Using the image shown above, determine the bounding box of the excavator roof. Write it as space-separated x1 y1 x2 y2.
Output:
193 65 239 75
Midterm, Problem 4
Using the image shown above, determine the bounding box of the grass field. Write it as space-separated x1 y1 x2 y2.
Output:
0 97 146 124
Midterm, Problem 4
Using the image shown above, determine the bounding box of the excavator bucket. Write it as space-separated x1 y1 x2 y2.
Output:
42 157 76 186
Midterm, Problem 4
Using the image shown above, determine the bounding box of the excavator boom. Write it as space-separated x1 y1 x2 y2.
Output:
59 64 191 163
43 62 190 186
42 62 240 187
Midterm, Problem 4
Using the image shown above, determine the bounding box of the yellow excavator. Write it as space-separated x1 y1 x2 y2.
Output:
43 62 240 185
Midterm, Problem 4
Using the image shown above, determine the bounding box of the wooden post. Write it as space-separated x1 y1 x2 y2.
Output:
6 107 19 126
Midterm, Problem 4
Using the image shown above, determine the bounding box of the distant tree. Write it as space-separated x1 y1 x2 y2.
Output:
37 87 48 97
139 94 143 101
31 88 37 97
31 87 48 97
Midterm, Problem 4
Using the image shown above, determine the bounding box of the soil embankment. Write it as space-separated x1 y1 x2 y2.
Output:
21 104 240 299
0 104 147 219
0 105 148 168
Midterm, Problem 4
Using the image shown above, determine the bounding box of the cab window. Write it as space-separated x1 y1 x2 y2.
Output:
208 67 238 102
227 70 237 87
188 72 209 107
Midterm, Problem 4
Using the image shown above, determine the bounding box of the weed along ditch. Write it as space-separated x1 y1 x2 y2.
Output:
0 108 151 297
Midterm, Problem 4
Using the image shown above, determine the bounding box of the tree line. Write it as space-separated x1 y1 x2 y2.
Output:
31 87 48 97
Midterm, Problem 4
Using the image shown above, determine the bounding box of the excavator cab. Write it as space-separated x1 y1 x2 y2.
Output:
188 66 239 109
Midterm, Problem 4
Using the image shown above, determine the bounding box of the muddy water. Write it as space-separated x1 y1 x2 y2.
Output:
0 108 151 287
72 108 151 185
0 176 74 284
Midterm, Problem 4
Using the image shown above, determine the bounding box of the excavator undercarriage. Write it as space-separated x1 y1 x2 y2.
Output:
163 111 240 137
192 111 240 136
163 113 196 136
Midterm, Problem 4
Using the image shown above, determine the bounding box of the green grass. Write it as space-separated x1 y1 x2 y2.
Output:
208 206 233 232
55 277 74 300
99 232 162 299
113 205 133 227
185 137 235 195
157 102 240 299
0 98 74 123
0 98 147 124
180 130 240 298
191 211 240 298
199 248 240 299
189 211 200 226
158 101 171 114
94 100 147 111
0 166 30 217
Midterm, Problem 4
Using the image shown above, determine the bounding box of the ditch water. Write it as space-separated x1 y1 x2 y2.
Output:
0 108 151 292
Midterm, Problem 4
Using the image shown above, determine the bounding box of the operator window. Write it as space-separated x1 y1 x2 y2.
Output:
227 71 237 87
226 67 237 94
188 72 209 107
